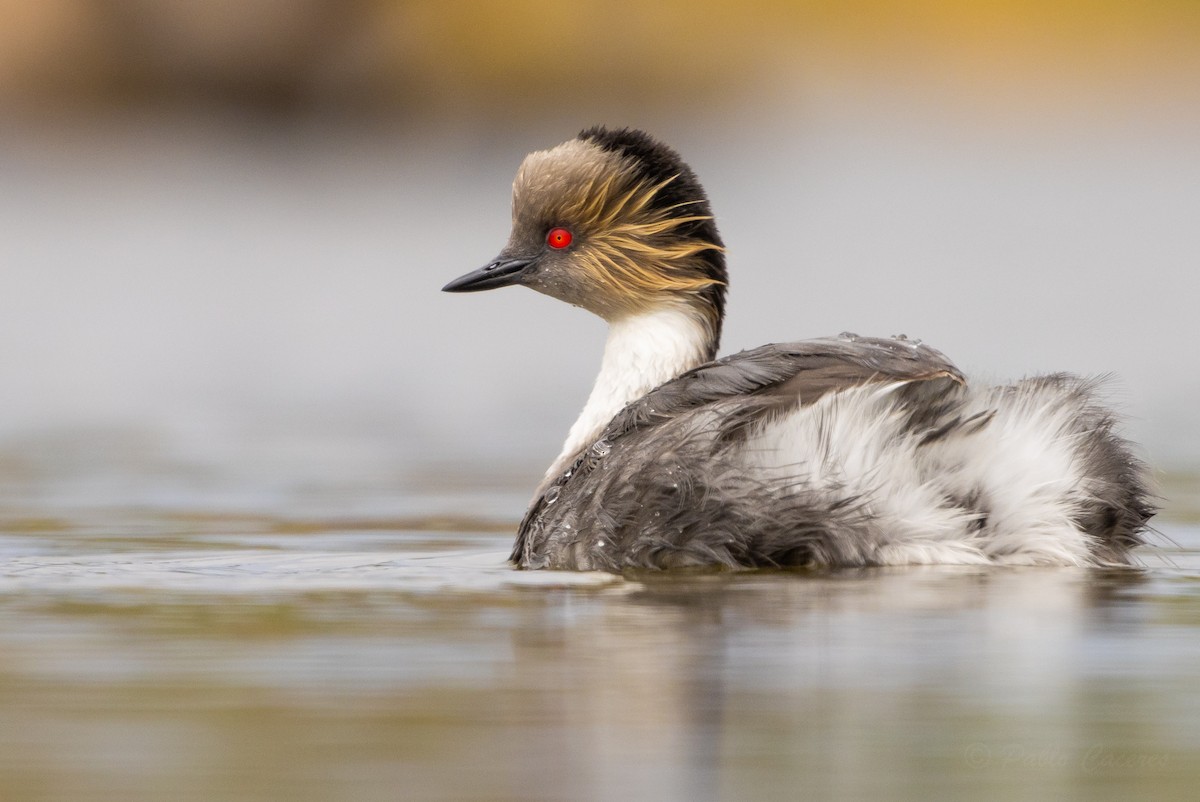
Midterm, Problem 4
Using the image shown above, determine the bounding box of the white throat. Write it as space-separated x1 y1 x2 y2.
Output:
548 305 713 479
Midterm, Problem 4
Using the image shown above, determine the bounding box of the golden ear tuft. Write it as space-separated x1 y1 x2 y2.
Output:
570 171 725 306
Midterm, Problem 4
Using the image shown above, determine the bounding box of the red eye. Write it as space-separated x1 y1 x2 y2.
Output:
546 227 573 249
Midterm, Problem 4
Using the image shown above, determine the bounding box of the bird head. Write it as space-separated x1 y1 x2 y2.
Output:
443 127 727 346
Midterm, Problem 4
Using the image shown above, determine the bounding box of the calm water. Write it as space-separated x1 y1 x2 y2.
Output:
0 458 1198 802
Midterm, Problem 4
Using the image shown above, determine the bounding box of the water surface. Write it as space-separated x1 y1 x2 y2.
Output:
1 465 1198 801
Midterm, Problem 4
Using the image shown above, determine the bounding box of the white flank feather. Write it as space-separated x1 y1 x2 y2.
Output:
739 380 1102 566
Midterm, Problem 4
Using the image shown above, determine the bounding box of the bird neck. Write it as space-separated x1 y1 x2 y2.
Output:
547 304 715 481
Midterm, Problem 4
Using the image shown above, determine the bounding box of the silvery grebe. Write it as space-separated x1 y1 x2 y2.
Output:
443 127 1154 571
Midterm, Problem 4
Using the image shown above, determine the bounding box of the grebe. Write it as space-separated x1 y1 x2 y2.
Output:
443 127 1154 571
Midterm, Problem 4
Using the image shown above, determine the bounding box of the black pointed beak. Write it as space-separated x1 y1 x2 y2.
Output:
442 256 534 293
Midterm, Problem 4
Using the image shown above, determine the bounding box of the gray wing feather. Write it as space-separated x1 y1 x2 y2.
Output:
602 334 963 439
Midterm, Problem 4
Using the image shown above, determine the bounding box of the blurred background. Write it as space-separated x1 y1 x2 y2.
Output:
1 0 1197 495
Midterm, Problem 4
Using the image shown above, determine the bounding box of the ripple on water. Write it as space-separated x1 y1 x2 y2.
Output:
0 545 625 595
0 485 630 595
